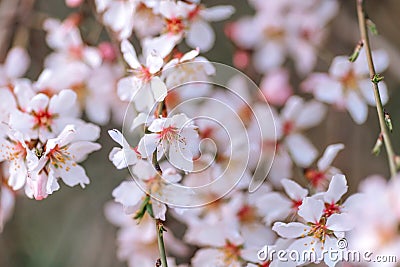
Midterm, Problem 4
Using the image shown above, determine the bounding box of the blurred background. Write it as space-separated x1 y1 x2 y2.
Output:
0 0 400 266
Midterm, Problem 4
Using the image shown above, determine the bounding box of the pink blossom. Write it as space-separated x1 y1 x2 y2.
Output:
260 68 293 106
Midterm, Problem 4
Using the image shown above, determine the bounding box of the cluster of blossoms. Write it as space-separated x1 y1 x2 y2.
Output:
0 45 102 230
228 0 339 106
42 15 127 125
1 0 399 267
229 0 338 74
0 0 135 231
99 0 369 266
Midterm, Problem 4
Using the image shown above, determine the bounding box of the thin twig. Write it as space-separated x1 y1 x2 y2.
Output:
156 219 168 267
356 0 397 177
152 99 168 267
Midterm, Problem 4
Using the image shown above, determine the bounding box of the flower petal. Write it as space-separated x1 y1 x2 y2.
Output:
152 200 167 221
272 222 310 238
295 100 327 130
256 192 292 224
150 76 168 102
200 5 235 21
329 56 352 79
326 213 354 232
48 89 77 115
137 133 160 159
345 90 368 124
168 141 194 172
117 76 142 101
146 52 164 74
253 42 285 73
29 93 49 113
142 34 182 59
5 47 30 79
281 178 308 201
108 129 125 147
54 163 90 188
112 181 143 213
121 39 141 69
317 143 344 171
68 141 101 162
285 133 318 167
186 20 215 52
324 174 348 204
298 197 324 223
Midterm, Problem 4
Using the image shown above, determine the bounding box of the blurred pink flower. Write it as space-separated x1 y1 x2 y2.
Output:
302 50 389 124
65 0 83 8
260 68 293 106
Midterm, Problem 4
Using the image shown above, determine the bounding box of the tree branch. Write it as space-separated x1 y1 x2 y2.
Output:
356 0 397 177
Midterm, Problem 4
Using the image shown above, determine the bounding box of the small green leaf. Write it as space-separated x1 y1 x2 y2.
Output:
348 41 363 62
146 202 154 218
372 74 384 84
349 51 360 63
367 19 378 35
372 136 383 156
133 195 150 221
384 110 393 132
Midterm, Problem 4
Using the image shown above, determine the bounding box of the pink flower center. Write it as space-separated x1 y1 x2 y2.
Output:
283 120 294 136
166 17 185 35
291 199 303 210
301 28 314 41
304 169 326 187
221 241 241 264
138 66 152 82
33 110 53 130
199 127 214 139
308 221 330 242
237 204 257 223
324 202 341 217
48 145 73 170
341 69 358 90
264 26 285 40
69 45 83 59
159 126 179 143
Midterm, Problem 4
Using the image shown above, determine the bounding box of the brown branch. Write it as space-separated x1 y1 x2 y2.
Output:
13 0 36 48
356 0 397 177
0 0 21 60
